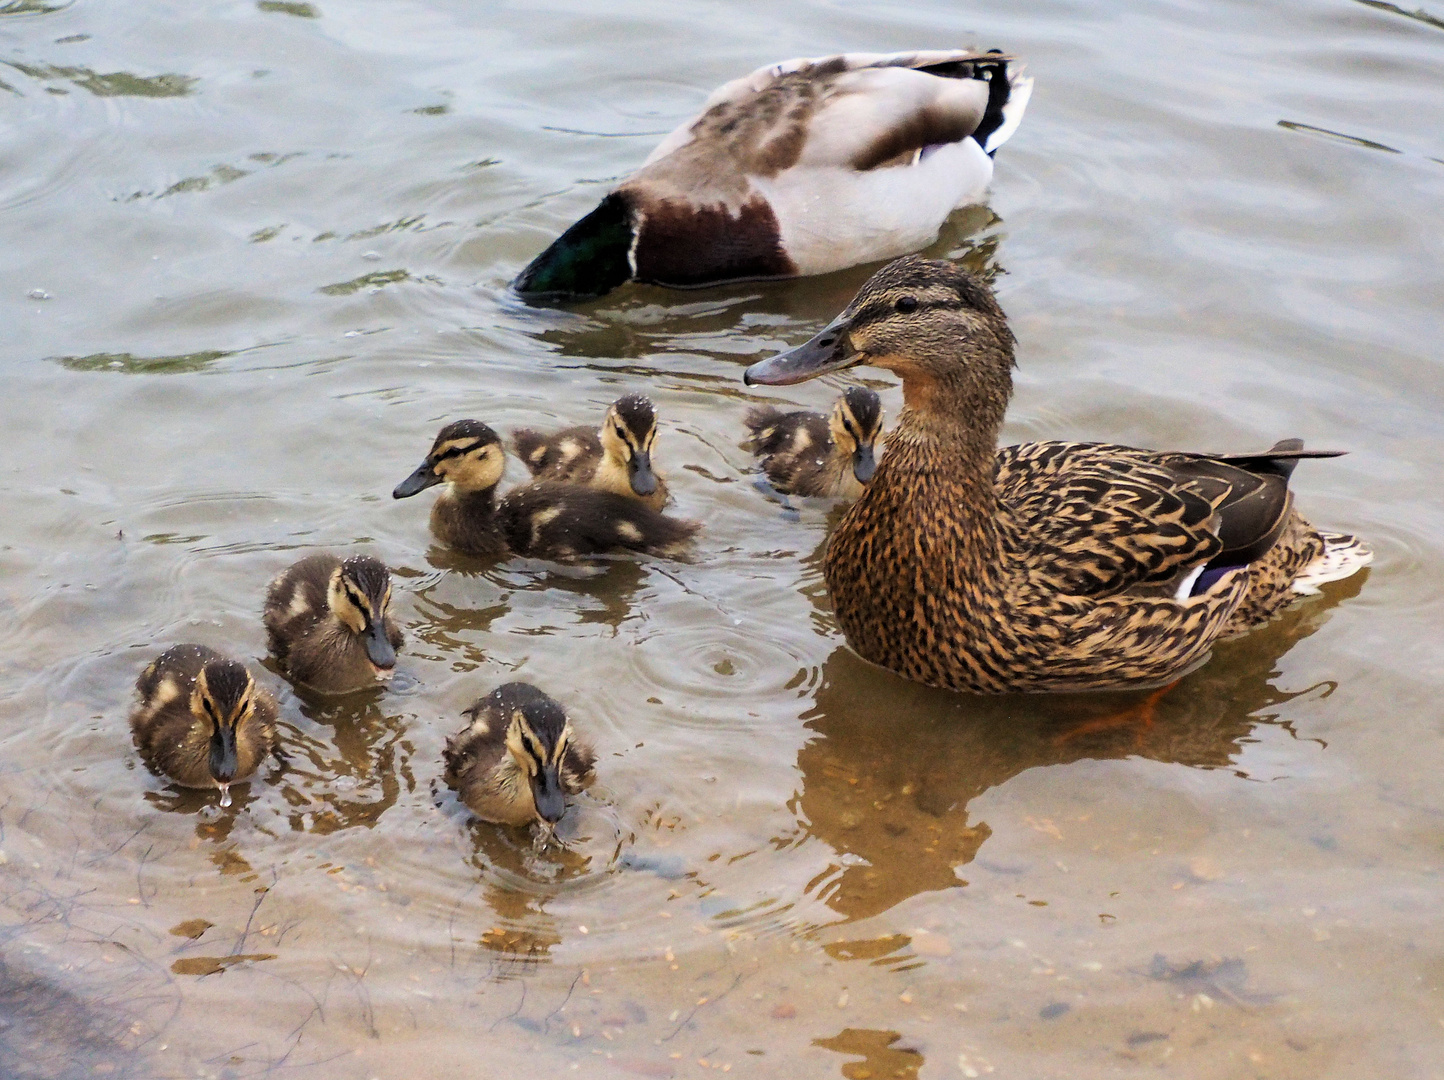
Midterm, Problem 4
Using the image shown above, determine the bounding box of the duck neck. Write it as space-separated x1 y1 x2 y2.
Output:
889 364 1009 529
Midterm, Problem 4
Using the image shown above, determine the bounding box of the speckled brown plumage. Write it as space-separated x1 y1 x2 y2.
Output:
744 255 1371 693
394 420 698 560
130 644 277 795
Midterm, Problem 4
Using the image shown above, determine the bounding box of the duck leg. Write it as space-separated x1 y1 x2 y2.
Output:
1052 681 1181 747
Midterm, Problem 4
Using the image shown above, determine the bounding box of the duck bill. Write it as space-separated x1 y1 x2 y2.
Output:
628 451 658 497
209 725 239 786
852 443 877 485
392 462 440 499
363 618 396 671
530 763 567 825
743 315 858 386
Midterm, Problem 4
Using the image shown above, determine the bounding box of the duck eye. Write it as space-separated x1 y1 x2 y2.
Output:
895 296 919 314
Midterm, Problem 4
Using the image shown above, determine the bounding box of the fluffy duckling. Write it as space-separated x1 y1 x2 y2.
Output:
745 386 883 498
515 50 1031 298
512 393 669 510
392 419 698 559
744 256 1372 693
444 683 597 830
263 554 404 694
130 644 278 806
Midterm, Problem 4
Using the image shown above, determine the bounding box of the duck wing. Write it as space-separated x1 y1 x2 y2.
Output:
998 441 1334 600
644 51 1027 175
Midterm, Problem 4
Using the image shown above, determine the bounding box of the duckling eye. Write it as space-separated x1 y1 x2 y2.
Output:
894 296 918 314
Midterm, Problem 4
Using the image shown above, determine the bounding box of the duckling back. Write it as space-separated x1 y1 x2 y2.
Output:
498 483 697 560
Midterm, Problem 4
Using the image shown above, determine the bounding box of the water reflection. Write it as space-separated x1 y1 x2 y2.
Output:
278 692 414 833
797 578 1365 922
814 1028 924 1080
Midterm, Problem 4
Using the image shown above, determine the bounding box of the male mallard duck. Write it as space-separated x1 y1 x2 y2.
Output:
130 644 278 806
512 393 669 510
744 256 1372 693
444 682 597 829
745 386 883 498
263 553 404 694
514 50 1032 298
392 419 698 559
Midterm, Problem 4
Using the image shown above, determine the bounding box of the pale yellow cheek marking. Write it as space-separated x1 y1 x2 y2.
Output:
151 677 182 709
615 521 643 543
792 430 813 453
557 438 582 463
286 590 311 619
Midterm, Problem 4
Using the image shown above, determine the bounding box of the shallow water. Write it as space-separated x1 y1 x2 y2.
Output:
1 0 1442 1077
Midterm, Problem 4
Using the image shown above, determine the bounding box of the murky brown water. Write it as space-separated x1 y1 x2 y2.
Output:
2 1 1442 1077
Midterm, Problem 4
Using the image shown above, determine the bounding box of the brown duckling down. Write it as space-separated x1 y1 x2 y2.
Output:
263 553 404 694
745 386 883 498
512 393 670 511
744 255 1372 694
444 682 596 829
130 644 278 806
392 419 697 560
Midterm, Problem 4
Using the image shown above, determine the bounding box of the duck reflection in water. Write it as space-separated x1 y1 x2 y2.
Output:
796 575 1364 923
276 691 413 834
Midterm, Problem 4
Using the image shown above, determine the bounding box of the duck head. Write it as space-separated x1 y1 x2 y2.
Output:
501 692 576 826
191 659 257 805
393 419 506 499
743 256 1015 416
600 393 660 497
326 555 397 676
830 386 884 485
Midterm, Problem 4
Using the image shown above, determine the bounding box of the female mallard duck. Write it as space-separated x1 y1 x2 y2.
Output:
392 419 698 559
130 644 278 806
263 553 404 693
511 393 669 510
514 50 1031 298
744 256 1372 693
444 683 596 829
745 386 883 498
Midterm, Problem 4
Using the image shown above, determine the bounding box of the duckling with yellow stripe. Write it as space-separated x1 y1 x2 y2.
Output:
393 419 697 559
512 394 669 510
130 644 278 806
444 682 596 832
263 553 404 694
745 386 883 499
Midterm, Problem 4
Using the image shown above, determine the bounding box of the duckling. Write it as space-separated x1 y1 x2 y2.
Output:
745 386 884 498
392 419 698 559
263 553 404 694
444 683 597 830
512 393 669 510
130 644 278 806
743 255 1372 693
515 50 1032 298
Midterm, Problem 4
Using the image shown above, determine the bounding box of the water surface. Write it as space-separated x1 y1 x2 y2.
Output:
1 0 1442 1077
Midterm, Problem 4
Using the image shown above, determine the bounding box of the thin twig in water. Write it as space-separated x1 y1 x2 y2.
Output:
662 972 745 1042
542 970 583 1034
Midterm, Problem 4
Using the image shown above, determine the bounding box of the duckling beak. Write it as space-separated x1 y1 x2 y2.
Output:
363 618 396 671
209 724 239 786
852 443 877 485
743 314 858 386
628 450 658 497
531 762 567 825
393 462 440 499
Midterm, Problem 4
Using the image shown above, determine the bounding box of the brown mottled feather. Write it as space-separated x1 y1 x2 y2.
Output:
747 256 1369 692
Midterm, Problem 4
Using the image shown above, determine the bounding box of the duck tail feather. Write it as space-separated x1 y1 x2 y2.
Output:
1293 532 1373 595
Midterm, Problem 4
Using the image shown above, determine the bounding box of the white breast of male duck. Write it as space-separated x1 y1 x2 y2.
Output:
514 50 1032 298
